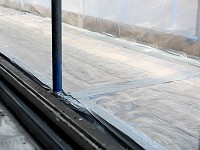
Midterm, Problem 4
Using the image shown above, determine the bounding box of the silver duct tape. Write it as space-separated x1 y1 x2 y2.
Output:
53 90 88 113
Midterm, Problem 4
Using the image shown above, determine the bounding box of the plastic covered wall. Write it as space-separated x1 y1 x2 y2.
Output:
1 0 200 57
85 0 198 36
1 0 198 35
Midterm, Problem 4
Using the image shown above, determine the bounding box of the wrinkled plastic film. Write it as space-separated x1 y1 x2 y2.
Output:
1 0 199 57
1 0 198 36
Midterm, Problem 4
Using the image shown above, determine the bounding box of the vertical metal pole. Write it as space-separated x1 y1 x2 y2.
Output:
196 0 200 37
52 0 62 93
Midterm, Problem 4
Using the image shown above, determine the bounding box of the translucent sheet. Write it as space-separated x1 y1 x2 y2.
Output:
0 0 198 36
1 0 200 57
0 6 200 149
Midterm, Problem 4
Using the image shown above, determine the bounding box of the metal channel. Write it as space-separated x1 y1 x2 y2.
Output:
0 80 72 150
0 55 131 150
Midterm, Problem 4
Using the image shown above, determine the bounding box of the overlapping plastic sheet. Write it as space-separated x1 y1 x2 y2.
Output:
85 0 198 36
0 0 198 36
0 3 200 150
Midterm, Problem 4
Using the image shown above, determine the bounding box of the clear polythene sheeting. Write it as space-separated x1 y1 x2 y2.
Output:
118 0 198 35
84 0 198 36
1 0 198 36
1 6 200 149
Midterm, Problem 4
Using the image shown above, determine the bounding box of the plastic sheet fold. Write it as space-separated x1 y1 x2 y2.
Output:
1 0 200 57
1 0 198 36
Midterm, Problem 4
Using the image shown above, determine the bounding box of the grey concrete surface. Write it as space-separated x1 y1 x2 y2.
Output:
0 101 41 150
0 6 200 150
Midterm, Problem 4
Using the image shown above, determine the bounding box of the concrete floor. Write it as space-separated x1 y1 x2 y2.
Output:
0 6 200 150
0 101 41 150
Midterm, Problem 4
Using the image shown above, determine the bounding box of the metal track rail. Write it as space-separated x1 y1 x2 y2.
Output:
0 54 136 150
0 80 73 150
